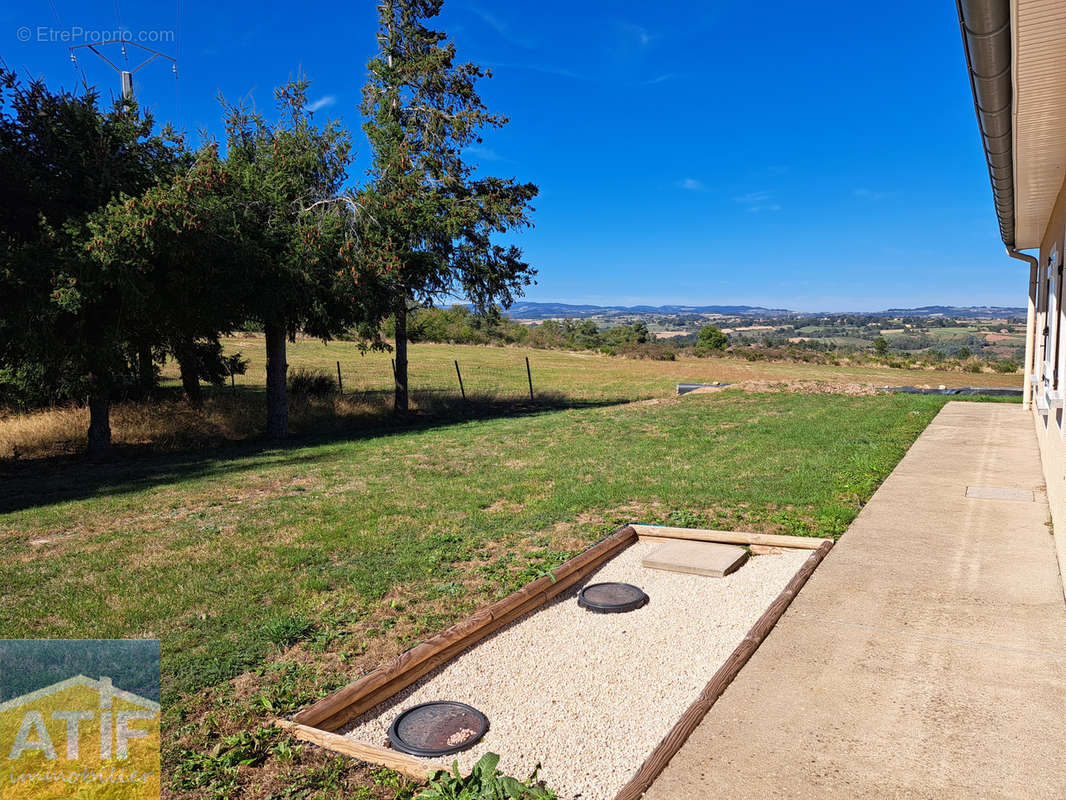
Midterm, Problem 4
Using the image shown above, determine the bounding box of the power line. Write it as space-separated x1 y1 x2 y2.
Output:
68 40 176 100
45 0 61 26
174 0 183 126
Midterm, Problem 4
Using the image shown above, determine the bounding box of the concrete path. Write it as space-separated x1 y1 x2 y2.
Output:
645 402 1066 799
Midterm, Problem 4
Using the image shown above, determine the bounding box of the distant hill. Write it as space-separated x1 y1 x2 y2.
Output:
500 302 1025 320
503 302 787 319
880 305 1026 318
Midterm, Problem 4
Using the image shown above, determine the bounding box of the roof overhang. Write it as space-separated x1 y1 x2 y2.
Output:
958 0 1066 250
1012 1 1066 249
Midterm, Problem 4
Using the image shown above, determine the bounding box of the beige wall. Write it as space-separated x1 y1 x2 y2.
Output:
1033 173 1066 576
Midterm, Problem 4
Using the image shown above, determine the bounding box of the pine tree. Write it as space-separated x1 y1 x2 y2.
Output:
360 0 538 411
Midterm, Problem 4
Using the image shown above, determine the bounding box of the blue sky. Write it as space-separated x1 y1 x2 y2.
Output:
2 1 1020 311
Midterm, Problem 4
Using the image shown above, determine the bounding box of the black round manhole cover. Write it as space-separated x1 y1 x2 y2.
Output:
578 582 649 613
387 701 488 757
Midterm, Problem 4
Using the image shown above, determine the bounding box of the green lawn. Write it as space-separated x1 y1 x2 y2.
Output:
0 390 956 798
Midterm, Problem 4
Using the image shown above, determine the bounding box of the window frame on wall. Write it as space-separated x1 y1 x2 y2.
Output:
1057 240 1066 435
1041 248 1058 402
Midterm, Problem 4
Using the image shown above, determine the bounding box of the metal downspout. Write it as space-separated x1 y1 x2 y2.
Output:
1009 248 1039 409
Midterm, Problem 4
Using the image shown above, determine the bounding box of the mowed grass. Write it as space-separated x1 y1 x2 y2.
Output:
0 388 953 797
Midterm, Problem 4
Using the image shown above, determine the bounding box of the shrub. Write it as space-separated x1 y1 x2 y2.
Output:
993 360 1018 374
696 324 728 352
965 362 983 374
287 367 337 397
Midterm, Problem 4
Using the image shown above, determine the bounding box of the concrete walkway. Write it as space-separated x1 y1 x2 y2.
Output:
645 402 1066 799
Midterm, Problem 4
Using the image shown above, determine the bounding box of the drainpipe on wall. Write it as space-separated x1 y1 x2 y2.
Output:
1009 247 1039 410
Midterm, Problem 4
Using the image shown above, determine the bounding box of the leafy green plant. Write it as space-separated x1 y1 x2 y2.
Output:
173 726 281 797
417 753 555 800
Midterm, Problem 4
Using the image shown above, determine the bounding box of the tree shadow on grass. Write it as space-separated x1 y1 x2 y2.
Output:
0 390 627 516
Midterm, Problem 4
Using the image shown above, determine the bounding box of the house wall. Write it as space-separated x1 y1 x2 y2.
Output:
1034 174 1066 580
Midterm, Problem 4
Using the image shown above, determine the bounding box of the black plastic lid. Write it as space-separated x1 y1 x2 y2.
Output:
387 701 489 757
577 582 649 613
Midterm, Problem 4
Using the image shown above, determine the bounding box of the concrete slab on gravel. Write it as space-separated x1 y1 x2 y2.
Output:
965 485 1035 502
642 540 749 577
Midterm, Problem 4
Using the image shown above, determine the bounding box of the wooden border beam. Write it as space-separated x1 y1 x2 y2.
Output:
630 524 831 550
274 719 446 779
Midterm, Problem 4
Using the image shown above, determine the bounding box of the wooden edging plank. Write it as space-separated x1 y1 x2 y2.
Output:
611 538 833 800
273 719 446 779
630 524 830 551
293 524 638 731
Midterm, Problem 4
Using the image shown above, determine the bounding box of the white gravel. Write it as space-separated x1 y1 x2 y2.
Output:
342 541 809 799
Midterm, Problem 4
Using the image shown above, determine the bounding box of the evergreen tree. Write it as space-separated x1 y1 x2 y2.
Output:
0 70 183 456
209 78 382 437
360 0 538 411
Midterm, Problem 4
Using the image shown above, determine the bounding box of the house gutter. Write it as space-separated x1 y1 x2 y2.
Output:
956 0 1014 247
958 1 1036 405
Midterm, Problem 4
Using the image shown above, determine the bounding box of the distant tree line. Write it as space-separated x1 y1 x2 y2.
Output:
397 306 730 360
397 305 1025 376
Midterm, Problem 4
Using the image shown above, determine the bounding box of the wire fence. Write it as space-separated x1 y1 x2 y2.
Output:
224 351 543 406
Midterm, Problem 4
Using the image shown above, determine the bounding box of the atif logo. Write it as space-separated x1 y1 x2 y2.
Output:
0 674 160 799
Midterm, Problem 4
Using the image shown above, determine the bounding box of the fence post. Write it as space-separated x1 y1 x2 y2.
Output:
454 360 467 400
336 361 343 394
526 356 534 400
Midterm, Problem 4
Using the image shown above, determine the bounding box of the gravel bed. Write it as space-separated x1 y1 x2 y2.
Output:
342 540 809 799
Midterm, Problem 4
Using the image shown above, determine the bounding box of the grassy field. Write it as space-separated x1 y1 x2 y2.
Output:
0 336 1020 461
208 335 1023 399
0 383 967 798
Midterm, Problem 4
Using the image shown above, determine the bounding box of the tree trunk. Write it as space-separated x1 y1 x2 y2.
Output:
137 342 154 398
86 375 112 459
393 302 409 413
265 320 289 438
176 344 203 408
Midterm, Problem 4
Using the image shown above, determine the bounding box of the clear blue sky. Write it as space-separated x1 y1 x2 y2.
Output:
2 0 1021 312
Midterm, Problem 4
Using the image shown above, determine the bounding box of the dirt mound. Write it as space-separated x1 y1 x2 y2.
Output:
689 380 881 397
